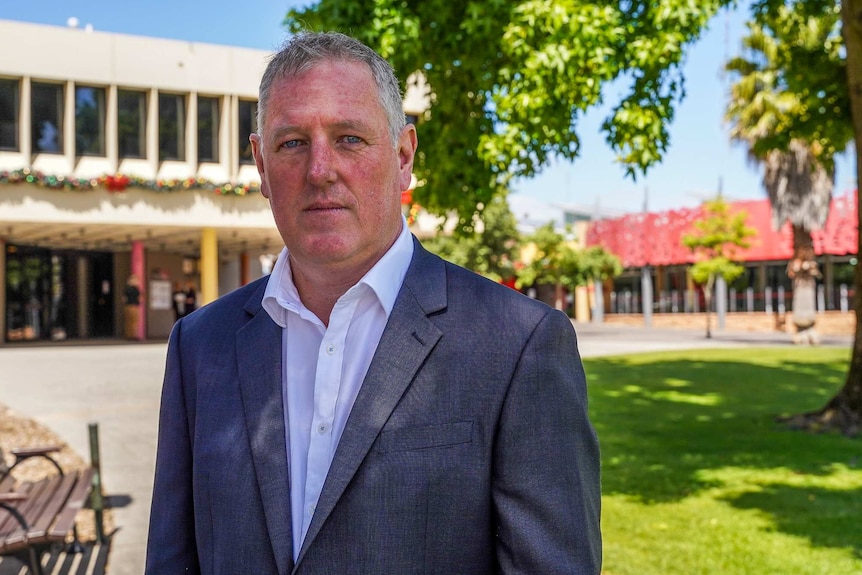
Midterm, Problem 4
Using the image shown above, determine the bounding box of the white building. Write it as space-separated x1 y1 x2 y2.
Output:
0 20 425 343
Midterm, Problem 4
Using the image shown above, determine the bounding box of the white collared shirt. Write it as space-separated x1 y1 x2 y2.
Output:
262 217 414 560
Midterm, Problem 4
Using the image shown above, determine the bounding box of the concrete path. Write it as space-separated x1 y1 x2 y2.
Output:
0 322 852 574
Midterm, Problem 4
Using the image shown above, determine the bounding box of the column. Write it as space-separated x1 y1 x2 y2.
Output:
641 266 653 327
147 88 159 176
574 285 590 322
200 228 219 305
20 77 32 161
823 254 834 310
240 251 250 286
64 81 76 166
106 84 119 173
591 279 604 324
78 256 89 338
131 241 146 340
188 92 198 173
715 275 727 331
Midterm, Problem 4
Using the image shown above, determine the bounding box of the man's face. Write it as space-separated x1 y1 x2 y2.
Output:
251 59 417 280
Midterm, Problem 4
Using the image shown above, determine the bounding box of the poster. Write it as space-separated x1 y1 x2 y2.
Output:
149 279 172 310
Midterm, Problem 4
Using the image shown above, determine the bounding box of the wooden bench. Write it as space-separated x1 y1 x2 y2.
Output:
0 446 94 575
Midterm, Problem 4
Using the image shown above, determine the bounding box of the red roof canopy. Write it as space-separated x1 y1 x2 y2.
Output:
586 193 858 268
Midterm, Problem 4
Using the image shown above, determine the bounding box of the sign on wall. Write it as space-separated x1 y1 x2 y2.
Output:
149 279 172 310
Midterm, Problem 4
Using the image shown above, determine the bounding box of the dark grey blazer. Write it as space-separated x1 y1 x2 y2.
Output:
146 238 601 574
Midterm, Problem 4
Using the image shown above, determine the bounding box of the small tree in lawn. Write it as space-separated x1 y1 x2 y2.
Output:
579 246 624 287
516 223 571 310
682 199 757 338
422 193 521 282
517 224 622 314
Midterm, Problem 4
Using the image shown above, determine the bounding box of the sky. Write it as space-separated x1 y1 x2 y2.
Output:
2 0 856 214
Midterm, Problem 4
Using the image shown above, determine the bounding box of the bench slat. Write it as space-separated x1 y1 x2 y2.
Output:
48 468 93 539
0 478 47 541
28 473 77 539
0 468 92 554
1 478 54 549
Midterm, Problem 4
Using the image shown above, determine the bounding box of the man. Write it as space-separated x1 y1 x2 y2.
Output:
122 274 141 340
146 31 601 574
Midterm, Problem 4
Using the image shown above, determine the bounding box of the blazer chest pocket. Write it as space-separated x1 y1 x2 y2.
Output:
376 421 473 453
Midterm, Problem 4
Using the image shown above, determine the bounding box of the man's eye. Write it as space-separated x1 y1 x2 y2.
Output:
341 135 363 144
281 140 302 149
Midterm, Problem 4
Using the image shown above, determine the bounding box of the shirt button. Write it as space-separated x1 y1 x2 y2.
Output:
308 504 315 515
318 423 328 434
326 344 336 355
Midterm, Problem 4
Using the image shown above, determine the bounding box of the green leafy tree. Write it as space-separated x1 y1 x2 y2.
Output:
516 223 621 313
421 194 520 282
683 198 757 338
725 17 843 254
725 17 838 337
283 0 862 432
732 0 862 435
286 0 731 226
516 223 572 310
579 246 624 288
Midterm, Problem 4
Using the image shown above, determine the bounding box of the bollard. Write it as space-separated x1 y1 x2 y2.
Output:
88 422 106 544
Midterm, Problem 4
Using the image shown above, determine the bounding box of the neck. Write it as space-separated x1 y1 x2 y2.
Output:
289 259 368 326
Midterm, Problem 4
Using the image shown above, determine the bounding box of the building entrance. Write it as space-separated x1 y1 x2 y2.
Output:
90 252 114 337
4 245 115 342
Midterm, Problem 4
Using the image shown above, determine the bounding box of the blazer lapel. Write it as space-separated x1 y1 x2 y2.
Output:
237 283 294 575
294 240 447 567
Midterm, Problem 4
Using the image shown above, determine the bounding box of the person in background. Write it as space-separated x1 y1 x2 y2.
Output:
122 274 141 340
146 31 601 574
183 282 197 316
171 282 186 321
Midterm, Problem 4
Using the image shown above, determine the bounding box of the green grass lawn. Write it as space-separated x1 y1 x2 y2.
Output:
584 347 862 575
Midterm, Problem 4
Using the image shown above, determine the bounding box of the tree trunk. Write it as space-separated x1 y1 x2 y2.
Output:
704 278 714 339
554 283 565 312
786 0 862 436
787 225 820 343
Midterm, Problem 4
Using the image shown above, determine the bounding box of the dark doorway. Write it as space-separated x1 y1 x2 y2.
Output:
90 252 114 337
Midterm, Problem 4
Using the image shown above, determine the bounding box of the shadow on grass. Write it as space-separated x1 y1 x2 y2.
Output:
586 347 862 555
724 483 862 558
587 350 851 499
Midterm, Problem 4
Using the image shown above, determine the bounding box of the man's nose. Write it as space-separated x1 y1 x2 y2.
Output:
307 141 336 186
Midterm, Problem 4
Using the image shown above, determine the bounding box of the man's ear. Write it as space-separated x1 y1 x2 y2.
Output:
250 133 269 199
398 124 418 191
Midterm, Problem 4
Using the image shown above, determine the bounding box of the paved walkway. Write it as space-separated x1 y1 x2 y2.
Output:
0 322 852 574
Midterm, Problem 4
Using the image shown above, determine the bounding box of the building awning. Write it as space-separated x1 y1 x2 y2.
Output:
586 193 858 268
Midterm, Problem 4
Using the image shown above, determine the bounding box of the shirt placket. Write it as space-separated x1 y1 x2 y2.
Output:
300 295 359 540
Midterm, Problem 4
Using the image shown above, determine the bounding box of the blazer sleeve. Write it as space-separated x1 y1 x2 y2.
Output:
145 320 201 575
492 308 602 574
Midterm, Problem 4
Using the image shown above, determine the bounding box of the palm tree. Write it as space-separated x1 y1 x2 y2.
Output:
725 21 834 341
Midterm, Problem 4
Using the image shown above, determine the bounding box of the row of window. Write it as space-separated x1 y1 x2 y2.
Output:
0 78 258 164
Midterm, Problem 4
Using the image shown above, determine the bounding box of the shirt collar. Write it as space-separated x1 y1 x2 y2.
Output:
262 216 414 327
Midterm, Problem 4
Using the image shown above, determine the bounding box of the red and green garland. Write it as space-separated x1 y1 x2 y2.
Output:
2 167 423 223
0 168 260 196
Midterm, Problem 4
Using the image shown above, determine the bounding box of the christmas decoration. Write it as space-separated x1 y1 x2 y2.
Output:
0 168 260 196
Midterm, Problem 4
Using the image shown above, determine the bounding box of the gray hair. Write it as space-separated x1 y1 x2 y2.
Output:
257 31 406 147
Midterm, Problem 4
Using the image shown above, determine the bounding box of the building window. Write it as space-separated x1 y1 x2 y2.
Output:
238 99 257 164
75 86 106 156
197 96 219 163
0 78 19 151
159 92 185 161
31 82 64 154
118 89 146 159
